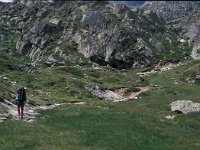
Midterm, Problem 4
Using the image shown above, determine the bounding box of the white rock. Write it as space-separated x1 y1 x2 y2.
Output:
180 39 186 43
3 77 8 80
54 103 61 106
171 100 200 114
28 110 34 113
164 115 175 120
49 18 61 26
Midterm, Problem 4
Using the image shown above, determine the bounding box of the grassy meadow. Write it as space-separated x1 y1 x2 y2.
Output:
0 53 200 149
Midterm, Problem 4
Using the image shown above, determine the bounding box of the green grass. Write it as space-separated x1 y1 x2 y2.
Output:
0 101 200 150
1 2 198 149
1 63 200 149
0 36 200 149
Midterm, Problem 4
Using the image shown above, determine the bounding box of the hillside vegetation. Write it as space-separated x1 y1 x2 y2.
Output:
0 0 200 150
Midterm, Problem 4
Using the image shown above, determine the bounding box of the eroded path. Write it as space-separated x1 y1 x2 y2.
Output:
113 86 149 102
90 86 150 102
0 99 86 123
91 61 186 102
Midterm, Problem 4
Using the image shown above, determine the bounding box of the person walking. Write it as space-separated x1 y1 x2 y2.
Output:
16 87 27 119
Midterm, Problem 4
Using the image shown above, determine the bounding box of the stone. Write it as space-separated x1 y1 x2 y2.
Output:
164 115 175 120
88 86 123 101
170 100 200 114
45 54 65 67
30 23 50 35
180 39 186 43
49 18 62 26
16 40 32 55
36 8 49 20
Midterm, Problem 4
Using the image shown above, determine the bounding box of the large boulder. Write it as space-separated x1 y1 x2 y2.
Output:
170 100 200 114
88 86 123 101
30 23 56 35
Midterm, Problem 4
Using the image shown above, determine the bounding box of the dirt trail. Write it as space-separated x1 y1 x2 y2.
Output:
113 86 149 102
126 86 149 100
137 62 184 77
112 62 183 102
0 99 86 123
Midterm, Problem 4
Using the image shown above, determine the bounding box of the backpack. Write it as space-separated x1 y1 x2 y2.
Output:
17 88 26 102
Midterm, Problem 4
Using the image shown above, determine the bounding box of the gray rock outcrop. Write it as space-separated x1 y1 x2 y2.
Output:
170 100 200 114
0 0 192 69
143 1 200 60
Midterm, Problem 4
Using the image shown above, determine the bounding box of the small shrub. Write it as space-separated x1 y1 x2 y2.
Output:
57 67 84 78
164 87 177 95
127 87 140 93
139 91 149 97
69 79 85 88
73 17 82 32
28 99 36 105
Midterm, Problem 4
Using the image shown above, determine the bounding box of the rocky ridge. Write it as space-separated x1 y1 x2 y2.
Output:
0 0 191 69
143 1 200 60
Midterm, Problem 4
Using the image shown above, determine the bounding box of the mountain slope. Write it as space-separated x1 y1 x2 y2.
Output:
0 0 192 70
143 1 200 60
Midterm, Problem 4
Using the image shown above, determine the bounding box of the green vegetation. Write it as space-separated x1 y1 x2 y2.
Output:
0 20 199 149
106 13 128 32
0 94 200 149
142 34 192 65
0 31 20 50
0 8 199 149
73 16 82 32
106 13 122 27
158 35 192 62
159 15 166 24
1 48 200 149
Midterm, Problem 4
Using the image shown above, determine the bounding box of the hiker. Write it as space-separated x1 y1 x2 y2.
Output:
16 87 27 119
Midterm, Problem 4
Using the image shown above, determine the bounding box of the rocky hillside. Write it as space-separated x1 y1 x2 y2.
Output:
0 0 191 70
111 1 145 7
143 1 200 60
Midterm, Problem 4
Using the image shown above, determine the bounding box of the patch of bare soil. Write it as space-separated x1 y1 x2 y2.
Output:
113 86 149 102
90 85 150 102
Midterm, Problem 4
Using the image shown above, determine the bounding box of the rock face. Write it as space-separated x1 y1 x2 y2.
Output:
170 100 200 114
143 1 200 60
142 1 199 22
0 0 192 69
